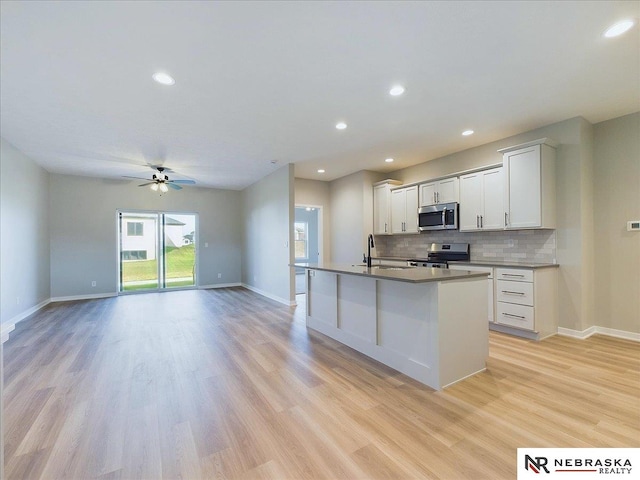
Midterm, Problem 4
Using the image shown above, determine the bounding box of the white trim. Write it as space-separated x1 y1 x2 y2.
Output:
557 325 639 342
1 298 51 343
241 283 295 306
51 292 117 302
199 283 242 290
497 137 559 153
557 326 597 340
593 326 639 342
1 323 15 344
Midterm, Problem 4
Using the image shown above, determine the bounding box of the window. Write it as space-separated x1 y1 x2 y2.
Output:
122 250 148 261
295 222 308 259
127 222 143 236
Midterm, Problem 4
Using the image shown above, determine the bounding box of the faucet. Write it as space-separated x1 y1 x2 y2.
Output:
366 234 375 268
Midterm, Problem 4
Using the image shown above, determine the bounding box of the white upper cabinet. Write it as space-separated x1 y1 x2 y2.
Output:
391 186 419 234
459 167 504 232
373 180 402 235
419 177 459 206
500 138 557 229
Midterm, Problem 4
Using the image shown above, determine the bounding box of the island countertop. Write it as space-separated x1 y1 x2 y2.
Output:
295 262 489 284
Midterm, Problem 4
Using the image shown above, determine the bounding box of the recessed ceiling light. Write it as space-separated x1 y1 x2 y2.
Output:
389 85 405 96
462 130 474 136
604 20 635 38
335 122 347 130
385 158 394 163
317 169 325 173
152 72 175 85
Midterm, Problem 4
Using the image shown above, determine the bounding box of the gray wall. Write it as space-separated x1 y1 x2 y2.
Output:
593 112 640 334
329 170 385 263
49 173 242 297
241 164 295 304
0 138 51 326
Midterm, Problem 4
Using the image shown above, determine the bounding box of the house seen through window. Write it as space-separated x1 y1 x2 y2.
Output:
127 222 143 236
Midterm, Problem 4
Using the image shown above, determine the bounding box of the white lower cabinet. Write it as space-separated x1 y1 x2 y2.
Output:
450 264 558 340
494 267 557 339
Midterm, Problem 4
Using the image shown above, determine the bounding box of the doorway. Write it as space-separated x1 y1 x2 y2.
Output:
294 206 321 295
118 211 197 293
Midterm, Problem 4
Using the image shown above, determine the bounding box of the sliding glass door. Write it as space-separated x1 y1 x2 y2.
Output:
118 211 197 292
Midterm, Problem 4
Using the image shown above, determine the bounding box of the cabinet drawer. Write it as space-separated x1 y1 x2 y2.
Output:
496 280 533 306
496 268 533 282
497 302 534 330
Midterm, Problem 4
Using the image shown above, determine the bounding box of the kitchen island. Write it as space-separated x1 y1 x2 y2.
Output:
298 263 489 390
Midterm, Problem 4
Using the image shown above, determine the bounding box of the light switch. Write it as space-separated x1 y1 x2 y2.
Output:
204 242 209 247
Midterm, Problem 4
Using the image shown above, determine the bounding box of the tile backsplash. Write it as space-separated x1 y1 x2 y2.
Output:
374 229 556 264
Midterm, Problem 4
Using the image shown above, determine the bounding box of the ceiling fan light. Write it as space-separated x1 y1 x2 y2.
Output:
150 183 159 191
159 183 169 193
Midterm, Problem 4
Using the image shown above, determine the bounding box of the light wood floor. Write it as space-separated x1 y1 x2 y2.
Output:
3 288 639 479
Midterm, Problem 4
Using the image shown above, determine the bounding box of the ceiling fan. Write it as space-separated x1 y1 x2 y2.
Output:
123 166 195 192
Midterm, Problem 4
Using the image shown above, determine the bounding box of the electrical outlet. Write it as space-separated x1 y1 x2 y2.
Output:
254 275 257 282
91 281 97 287
16 297 20 305
204 242 209 247
217 273 222 279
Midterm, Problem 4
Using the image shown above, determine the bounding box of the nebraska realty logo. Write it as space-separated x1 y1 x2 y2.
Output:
517 448 639 479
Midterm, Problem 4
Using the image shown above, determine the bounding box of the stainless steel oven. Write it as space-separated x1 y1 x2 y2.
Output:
417 202 458 231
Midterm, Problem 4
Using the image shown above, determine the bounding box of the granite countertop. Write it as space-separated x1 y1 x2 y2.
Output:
295 262 489 284
448 260 559 269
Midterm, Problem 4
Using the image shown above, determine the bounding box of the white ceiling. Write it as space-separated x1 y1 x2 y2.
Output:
1 1 639 190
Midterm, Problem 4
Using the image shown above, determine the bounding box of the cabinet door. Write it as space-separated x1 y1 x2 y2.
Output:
504 145 541 228
419 182 437 206
437 178 459 204
390 189 406 234
459 173 482 231
481 168 504 230
404 186 419 233
373 185 390 234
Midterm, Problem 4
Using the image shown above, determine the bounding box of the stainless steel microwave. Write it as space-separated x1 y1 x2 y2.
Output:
418 202 458 231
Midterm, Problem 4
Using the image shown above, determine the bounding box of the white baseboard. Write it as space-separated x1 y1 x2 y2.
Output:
241 283 296 306
199 283 242 290
1 323 15 344
1 298 51 343
50 292 117 302
557 325 639 342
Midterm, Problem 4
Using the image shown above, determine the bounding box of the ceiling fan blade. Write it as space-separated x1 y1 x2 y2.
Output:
123 175 152 181
138 182 156 187
170 179 196 185
167 183 182 190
